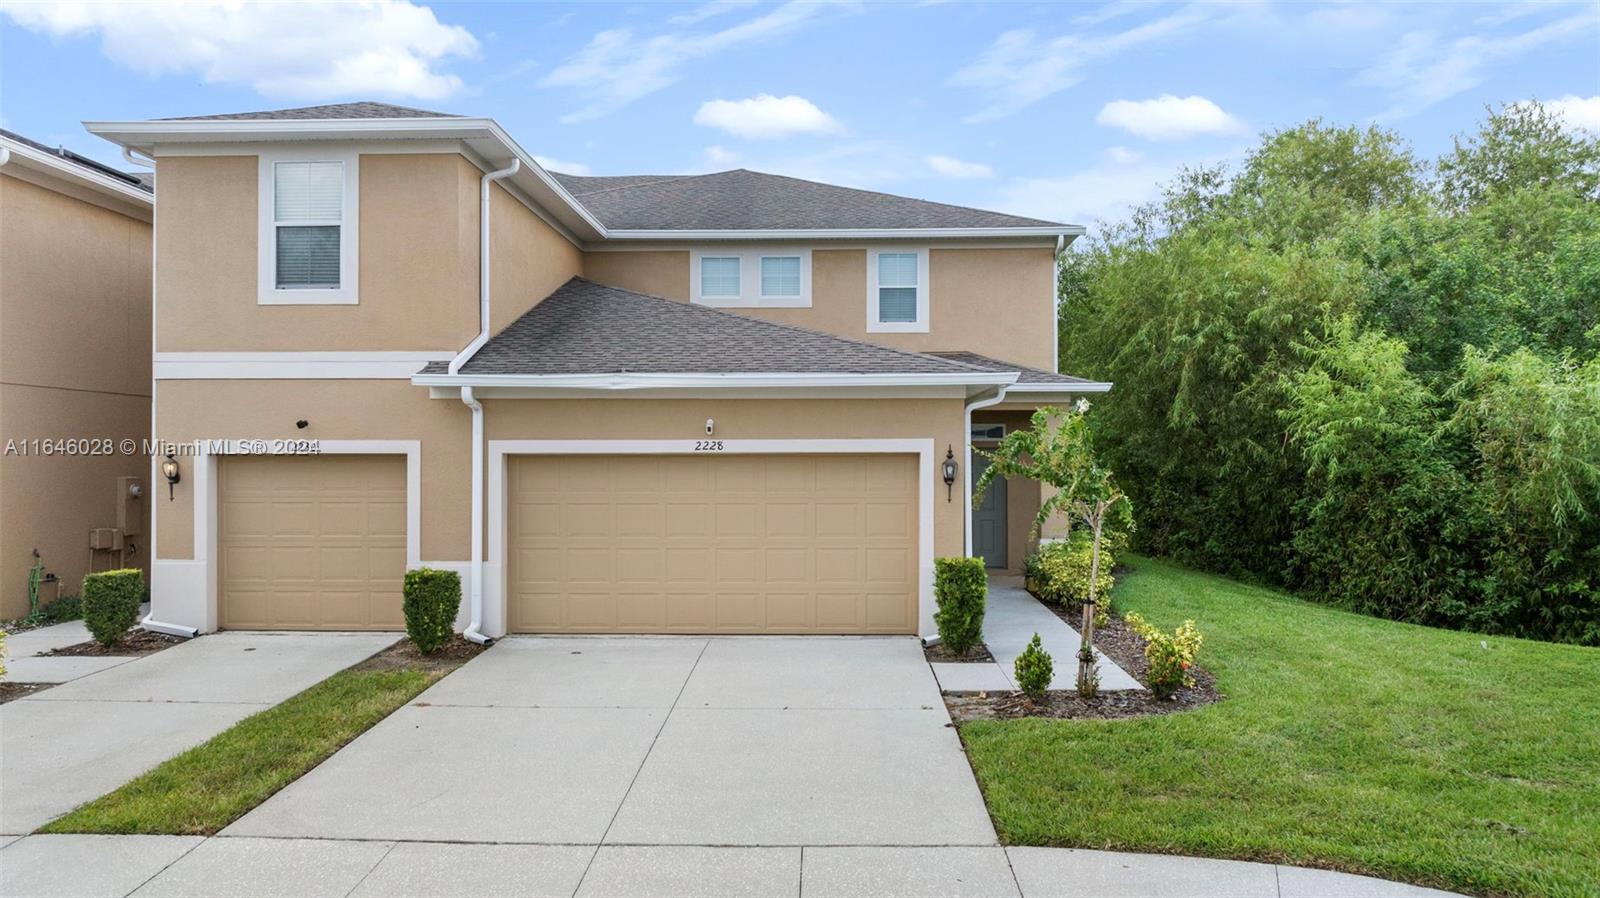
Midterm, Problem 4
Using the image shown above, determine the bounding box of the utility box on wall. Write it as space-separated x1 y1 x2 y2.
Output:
117 476 145 536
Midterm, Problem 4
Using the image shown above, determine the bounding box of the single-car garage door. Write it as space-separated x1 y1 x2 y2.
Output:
219 454 406 630
508 454 919 634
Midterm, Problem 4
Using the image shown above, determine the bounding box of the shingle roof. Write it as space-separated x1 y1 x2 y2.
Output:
421 278 998 377
0 129 151 191
162 102 459 121
550 168 1066 231
926 351 1101 386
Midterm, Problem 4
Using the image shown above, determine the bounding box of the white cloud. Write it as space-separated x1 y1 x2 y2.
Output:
1105 146 1143 164
949 5 1213 123
0 0 477 100
1359 8 1600 119
703 145 741 166
1530 95 1600 134
693 94 843 140
1096 95 1244 141
540 1 847 123
669 0 760 26
926 154 995 179
532 155 591 176
995 161 1177 227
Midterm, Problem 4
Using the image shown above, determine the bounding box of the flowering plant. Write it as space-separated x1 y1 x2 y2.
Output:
1124 612 1203 699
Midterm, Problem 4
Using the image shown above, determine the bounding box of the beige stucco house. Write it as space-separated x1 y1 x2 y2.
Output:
85 102 1107 640
0 131 154 619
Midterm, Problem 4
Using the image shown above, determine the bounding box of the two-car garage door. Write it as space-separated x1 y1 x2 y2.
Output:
507 454 919 634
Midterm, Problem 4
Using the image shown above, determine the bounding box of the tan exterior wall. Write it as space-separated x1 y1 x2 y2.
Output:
484 397 967 565
154 153 580 353
0 173 152 616
153 380 471 562
581 247 1057 370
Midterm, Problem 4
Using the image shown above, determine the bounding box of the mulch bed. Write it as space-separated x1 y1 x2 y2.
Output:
924 642 996 663
354 636 488 675
943 595 1222 723
43 629 186 657
0 682 52 703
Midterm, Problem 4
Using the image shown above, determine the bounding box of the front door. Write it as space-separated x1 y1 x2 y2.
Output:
972 454 1007 569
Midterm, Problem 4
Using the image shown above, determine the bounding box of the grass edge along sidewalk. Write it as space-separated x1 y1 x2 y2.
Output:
40 639 483 836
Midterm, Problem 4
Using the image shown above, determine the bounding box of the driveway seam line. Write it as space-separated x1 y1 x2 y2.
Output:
797 845 805 898
571 637 711 897
123 834 207 897
342 839 399 898
1002 845 1027 898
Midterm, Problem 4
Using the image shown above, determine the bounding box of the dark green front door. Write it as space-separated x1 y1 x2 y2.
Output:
972 455 1007 568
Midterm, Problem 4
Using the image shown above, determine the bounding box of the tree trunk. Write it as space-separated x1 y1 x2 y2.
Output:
1078 512 1104 693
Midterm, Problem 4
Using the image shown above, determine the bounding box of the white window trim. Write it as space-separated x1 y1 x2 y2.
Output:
691 248 812 308
867 247 930 333
257 149 360 305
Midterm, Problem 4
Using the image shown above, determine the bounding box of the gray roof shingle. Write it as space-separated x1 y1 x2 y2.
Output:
422 278 998 377
925 351 1102 386
162 102 459 121
0 128 151 192
550 168 1067 231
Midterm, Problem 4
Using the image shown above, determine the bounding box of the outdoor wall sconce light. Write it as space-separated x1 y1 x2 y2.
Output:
161 453 181 501
942 445 959 502
296 419 309 429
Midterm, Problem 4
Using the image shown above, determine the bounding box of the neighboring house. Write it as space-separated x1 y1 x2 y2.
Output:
85 102 1107 640
0 130 154 618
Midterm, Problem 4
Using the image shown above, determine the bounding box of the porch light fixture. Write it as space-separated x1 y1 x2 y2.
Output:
942 445 958 502
161 453 181 501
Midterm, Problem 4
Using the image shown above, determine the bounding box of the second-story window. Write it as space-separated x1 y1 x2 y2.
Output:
258 150 359 305
692 249 811 308
867 248 929 332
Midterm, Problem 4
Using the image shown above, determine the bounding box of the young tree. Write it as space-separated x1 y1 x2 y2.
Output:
975 403 1132 693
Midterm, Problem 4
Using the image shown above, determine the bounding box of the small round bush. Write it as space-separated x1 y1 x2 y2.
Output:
403 568 462 654
934 557 987 655
82 569 144 647
1013 633 1054 700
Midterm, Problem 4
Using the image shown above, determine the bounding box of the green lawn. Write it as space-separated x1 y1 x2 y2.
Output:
41 665 439 835
960 557 1600 898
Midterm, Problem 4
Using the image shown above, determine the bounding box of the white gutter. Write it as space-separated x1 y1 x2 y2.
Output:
964 384 1011 558
416 371 1019 391
122 146 155 169
460 386 491 645
451 158 521 375
603 226 1086 241
0 147 9 167
0 135 151 205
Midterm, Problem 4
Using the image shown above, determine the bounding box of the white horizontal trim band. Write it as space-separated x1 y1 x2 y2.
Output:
0 134 153 205
155 351 452 380
608 226 1085 240
412 371 1020 390
1004 381 1114 393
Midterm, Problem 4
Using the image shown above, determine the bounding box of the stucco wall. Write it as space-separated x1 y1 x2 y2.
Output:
0 173 152 616
154 153 581 353
581 246 1057 370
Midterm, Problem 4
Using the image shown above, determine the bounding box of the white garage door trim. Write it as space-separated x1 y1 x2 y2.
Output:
150 439 421 633
486 439 936 639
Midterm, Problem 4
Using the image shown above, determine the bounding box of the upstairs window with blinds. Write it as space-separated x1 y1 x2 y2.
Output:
699 256 741 298
868 249 928 332
273 161 343 289
691 249 811 308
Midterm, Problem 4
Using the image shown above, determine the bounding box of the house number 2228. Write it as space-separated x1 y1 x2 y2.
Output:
694 440 725 451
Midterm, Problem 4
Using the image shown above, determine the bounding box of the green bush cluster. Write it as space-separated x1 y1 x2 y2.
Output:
1125 612 1204 699
1013 633 1053 700
82 570 143 647
1027 534 1115 627
1060 104 1600 645
934 557 987 655
402 568 461 654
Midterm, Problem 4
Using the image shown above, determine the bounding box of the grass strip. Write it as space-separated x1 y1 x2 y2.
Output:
41 662 440 835
959 556 1600 898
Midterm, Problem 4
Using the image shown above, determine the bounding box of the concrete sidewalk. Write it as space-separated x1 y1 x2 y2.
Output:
0 631 398 834
1 619 135 685
0 834 1465 897
929 577 1142 693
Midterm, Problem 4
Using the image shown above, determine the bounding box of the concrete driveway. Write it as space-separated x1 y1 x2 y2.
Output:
1 631 398 835
225 636 994 848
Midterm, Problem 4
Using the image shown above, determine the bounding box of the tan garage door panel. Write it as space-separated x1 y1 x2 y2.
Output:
509 454 918 634
219 454 406 630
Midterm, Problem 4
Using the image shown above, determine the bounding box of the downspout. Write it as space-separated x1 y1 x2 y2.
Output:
457 158 519 645
963 384 1011 557
0 147 10 167
122 146 156 169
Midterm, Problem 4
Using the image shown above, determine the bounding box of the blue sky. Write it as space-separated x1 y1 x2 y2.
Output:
2 1 1597 227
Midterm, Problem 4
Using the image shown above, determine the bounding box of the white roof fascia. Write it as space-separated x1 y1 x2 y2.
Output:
0 134 152 208
412 371 1020 391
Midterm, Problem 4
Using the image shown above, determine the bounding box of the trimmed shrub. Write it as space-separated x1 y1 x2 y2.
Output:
1125 612 1204 699
934 557 987 656
1013 633 1053 700
41 594 82 624
403 568 461 654
1034 533 1115 627
82 569 143 647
